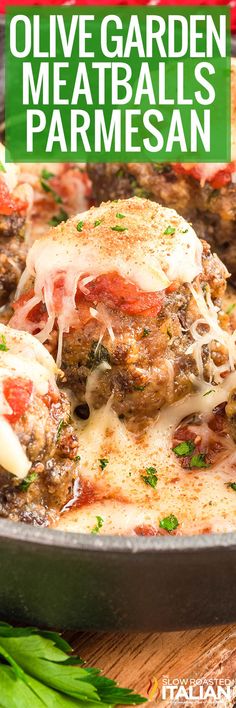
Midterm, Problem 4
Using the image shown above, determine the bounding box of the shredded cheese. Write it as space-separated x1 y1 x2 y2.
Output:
0 324 60 479
12 198 203 365
187 283 236 383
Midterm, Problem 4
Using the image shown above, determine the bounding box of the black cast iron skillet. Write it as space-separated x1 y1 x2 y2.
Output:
0 520 235 631
0 18 235 631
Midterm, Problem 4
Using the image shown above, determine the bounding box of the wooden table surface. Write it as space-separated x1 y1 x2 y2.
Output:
65 625 236 707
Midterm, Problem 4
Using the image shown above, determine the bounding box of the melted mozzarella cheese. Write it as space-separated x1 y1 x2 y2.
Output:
15 198 203 364
0 143 19 193
55 370 236 536
186 282 236 383
0 324 60 479
0 418 31 479
0 323 59 397
21 197 203 295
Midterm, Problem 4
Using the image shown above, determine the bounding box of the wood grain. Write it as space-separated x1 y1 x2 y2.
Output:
65 626 236 707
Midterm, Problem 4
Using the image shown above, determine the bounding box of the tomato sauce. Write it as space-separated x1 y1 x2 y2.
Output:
0 180 27 216
3 377 33 423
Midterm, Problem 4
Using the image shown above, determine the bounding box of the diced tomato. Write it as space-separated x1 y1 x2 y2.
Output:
172 162 235 189
3 377 33 423
53 275 66 314
13 289 47 325
12 289 35 311
13 271 165 330
210 168 234 190
0 180 27 216
83 272 165 317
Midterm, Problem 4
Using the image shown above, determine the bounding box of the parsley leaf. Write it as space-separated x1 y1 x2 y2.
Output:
141 466 158 489
203 389 214 396
87 341 110 369
226 303 236 315
99 458 109 470
19 472 38 492
0 623 145 705
40 175 62 204
48 209 69 227
0 161 6 173
0 335 8 352
94 219 102 227
116 213 125 219
142 327 150 338
74 455 81 462
226 482 236 491
56 419 64 442
159 514 179 532
189 454 209 469
76 221 84 232
164 226 175 235
173 440 195 457
91 515 104 534
111 226 127 232
41 168 55 180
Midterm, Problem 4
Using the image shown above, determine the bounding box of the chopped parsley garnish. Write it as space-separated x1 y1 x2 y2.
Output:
0 622 145 705
94 219 102 227
141 466 158 489
189 454 209 469
226 482 236 491
87 340 111 368
56 419 64 441
181 228 188 233
203 389 214 396
142 327 150 338
77 220 84 232
41 168 55 180
111 225 128 232
74 455 81 462
116 168 125 178
0 335 8 352
133 186 150 199
159 514 179 532
91 515 104 534
48 208 69 227
99 458 109 470
0 161 6 173
133 384 146 391
116 212 125 219
19 472 38 492
210 188 220 199
173 440 195 457
164 226 175 235
40 171 62 204
226 303 236 315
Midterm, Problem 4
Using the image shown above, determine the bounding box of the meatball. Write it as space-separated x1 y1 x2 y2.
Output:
88 62 236 283
0 145 33 307
9 197 232 427
88 161 236 285
0 324 79 525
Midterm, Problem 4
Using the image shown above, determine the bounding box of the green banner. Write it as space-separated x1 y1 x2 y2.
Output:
5 6 231 162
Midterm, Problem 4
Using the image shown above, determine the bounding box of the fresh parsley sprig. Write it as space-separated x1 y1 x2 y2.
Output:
0 623 145 707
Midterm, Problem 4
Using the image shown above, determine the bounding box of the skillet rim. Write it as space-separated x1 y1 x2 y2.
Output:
0 517 235 553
